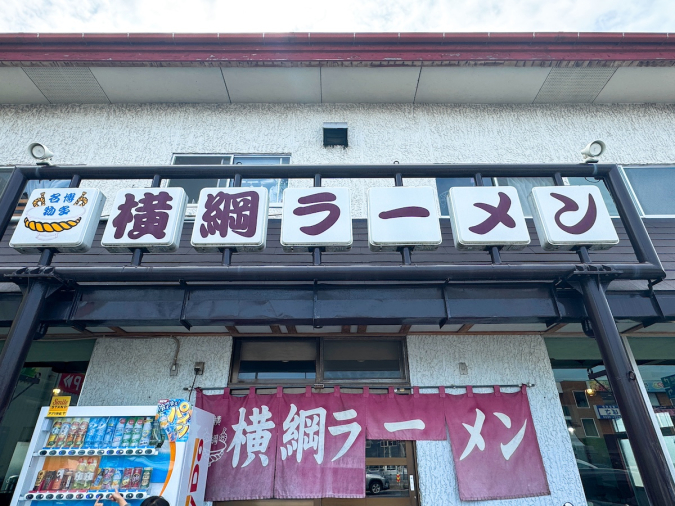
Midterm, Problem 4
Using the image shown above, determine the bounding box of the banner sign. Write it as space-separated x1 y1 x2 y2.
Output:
275 388 366 499
157 398 192 442
444 386 549 501
197 385 549 501
365 387 446 440
197 388 279 501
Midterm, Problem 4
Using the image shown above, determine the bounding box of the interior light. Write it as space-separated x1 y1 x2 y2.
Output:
568 427 575 433
586 388 595 396
52 388 61 395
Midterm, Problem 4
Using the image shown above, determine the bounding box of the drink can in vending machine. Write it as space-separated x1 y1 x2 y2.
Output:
129 468 142 490
64 418 81 447
121 418 136 447
46 420 62 448
111 418 126 448
54 419 72 447
100 468 115 490
92 417 109 448
140 468 152 490
32 470 47 491
50 469 65 491
62 469 75 491
40 471 55 491
73 418 90 448
110 469 122 489
120 468 133 490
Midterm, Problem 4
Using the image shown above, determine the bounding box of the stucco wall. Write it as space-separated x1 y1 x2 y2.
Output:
1 103 674 217
407 334 587 506
78 336 232 406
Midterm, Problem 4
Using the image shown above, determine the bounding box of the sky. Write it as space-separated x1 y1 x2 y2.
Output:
0 0 673 33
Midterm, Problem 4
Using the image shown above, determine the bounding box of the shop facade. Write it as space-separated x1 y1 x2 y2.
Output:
0 32 675 506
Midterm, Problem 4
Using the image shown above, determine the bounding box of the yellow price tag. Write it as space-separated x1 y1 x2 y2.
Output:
47 396 71 417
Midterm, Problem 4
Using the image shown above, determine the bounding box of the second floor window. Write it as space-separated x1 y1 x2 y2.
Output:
169 154 290 205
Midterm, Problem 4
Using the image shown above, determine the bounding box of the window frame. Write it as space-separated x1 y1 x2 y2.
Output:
620 164 675 218
229 336 410 387
580 417 601 438
169 153 291 207
573 390 590 408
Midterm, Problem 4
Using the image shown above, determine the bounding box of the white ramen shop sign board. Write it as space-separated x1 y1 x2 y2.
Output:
9 185 619 254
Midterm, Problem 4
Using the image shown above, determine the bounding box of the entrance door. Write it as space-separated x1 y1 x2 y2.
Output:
220 441 419 506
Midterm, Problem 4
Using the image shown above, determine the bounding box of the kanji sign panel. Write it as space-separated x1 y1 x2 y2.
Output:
367 186 442 251
101 188 187 252
445 386 550 501
529 186 619 251
447 186 530 251
10 188 105 254
281 188 352 252
191 187 269 252
594 405 622 419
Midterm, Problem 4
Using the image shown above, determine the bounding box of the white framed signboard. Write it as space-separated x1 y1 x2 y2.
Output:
10 188 105 254
529 186 619 251
191 187 269 252
101 188 187 253
447 186 530 251
367 186 442 251
280 187 352 252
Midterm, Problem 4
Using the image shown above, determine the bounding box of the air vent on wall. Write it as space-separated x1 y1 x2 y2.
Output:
534 67 617 104
323 122 348 147
22 67 110 104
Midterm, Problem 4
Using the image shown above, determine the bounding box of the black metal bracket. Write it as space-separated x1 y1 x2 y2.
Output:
312 280 322 329
565 264 623 294
4 266 72 297
180 284 192 331
440 281 452 329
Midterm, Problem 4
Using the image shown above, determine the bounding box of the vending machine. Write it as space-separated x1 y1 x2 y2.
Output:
10 400 214 506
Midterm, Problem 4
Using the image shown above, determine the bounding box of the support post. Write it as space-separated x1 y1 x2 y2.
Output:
0 250 55 423
580 276 675 506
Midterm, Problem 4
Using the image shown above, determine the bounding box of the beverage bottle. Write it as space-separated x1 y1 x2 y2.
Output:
73 458 87 489
73 418 90 448
82 457 98 490
49 469 64 491
139 417 153 447
82 418 99 448
62 469 74 490
46 420 62 448
110 469 122 489
100 468 115 490
140 468 152 491
111 418 126 448
54 419 72 447
149 418 163 447
92 417 109 448
130 418 144 447
102 417 117 448
64 418 81 447
40 471 55 491
32 470 47 491
90 467 105 490
121 418 136 447
120 468 133 490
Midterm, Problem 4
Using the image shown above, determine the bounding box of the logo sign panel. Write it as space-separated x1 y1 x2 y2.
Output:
47 396 71 418
10 188 105 254
367 186 442 251
447 186 530 251
57 373 85 395
281 188 352 252
101 188 187 252
594 405 622 420
529 186 619 251
191 187 269 252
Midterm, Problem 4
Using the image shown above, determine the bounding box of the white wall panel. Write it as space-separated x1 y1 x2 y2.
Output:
407 334 587 506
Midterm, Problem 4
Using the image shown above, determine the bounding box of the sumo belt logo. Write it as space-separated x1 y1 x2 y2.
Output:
186 438 204 506
24 190 89 238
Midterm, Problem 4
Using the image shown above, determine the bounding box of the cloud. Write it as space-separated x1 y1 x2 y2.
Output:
0 0 672 33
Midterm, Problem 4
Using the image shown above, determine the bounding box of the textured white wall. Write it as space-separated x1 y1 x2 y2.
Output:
1 103 674 216
407 334 587 506
78 336 232 406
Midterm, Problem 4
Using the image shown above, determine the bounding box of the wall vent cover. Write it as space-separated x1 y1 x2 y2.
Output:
22 67 110 104
534 67 617 104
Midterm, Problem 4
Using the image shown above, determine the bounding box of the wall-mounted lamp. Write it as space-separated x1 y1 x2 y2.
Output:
323 122 348 148
52 388 61 396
